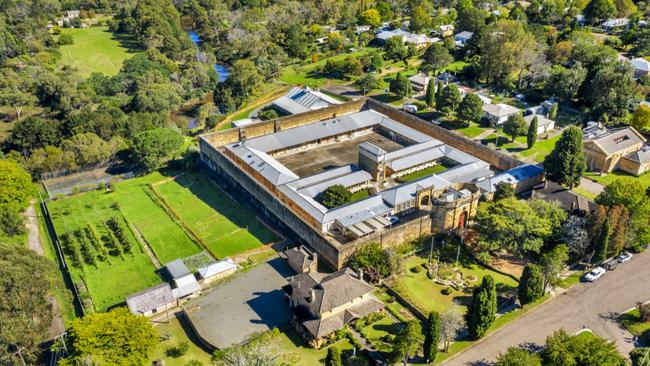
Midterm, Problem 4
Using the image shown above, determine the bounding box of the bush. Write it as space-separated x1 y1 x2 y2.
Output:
427 270 434 279
441 288 452 295
631 348 650 366
411 265 423 273
638 302 650 322
258 108 281 121
59 33 74 45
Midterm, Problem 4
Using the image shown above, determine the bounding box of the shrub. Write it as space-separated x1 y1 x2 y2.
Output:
441 288 452 295
411 265 423 273
638 302 650 322
427 270 434 279
59 33 74 45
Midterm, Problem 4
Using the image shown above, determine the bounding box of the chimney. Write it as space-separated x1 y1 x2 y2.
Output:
358 268 364 281
308 289 315 303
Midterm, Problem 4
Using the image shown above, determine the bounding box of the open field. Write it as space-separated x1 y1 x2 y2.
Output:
48 189 161 312
58 26 139 77
153 173 278 258
390 253 518 316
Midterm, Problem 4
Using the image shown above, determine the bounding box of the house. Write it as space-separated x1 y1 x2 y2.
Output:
285 245 318 274
620 145 650 176
408 73 431 91
197 258 237 284
271 87 342 115
164 259 201 299
376 29 440 48
355 25 371 35
454 31 474 46
583 123 648 174
524 114 555 134
530 181 597 215
126 283 177 317
64 10 80 20
477 94 492 105
476 164 544 196
436 72 457 84
630 58 650 79
438 24 455 37
285 268 384 347
602 18 629 32
482 103 522 126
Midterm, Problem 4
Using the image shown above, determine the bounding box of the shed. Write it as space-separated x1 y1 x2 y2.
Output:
197 258 237 283
126 283 176 317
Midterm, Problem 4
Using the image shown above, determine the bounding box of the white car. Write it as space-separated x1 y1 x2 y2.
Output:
403 104 418 114
584 267 606 282
617 252 633 263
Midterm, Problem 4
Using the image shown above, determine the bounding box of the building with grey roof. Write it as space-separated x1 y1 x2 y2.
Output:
272 87 342 115
286 268 384 346
164 259 201 299
126 283 176 317
583 124 648 174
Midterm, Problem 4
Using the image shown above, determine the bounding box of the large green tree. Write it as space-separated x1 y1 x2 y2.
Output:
424 311 441 363
497 347 542 366
631 104 650 133
503 114 527 142
325 346 342 366
546 64 587 103
541 244 569 291
317 185 352 208
384 36 408 61
457 93 484 127
391 320 424 364
437 84 461 115
588 61 638 120
527 116 538 149
348 242 400 282
62 307 158 366
425 78 436 108
543 126 586 189
389 72 413 98
466 275 497 340
518 264 544 305
541 329 627 366
596 178 650 250
422 43 453 74
0 244 61 364
131 128 183 171
584 0 617 24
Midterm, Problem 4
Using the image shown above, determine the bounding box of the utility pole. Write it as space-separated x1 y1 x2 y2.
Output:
429 235 434 266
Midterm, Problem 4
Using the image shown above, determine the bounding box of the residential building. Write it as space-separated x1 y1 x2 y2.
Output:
285 245 318 273
408 73 431 91
285 268 384 347
601 18 629 32
454 31 474 46
630 58 650 79
524 114 555 134
271 87 342 115
197 258 237 284
482 103 522 126
583 123 648 174
164 259 201 299
126 283 177 317
438 24 455 37
376 28 440 48
530 181 597 215
476 164 545 196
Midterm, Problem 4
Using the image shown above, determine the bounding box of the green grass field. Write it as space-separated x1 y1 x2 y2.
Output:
58 26 139 78
48 187 161 312
151 316 214 366
396 164 449 183
153 173 278 258
620 309 650 337
585 171 650 189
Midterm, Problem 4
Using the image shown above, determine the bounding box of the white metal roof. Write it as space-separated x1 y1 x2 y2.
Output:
197 258 237 279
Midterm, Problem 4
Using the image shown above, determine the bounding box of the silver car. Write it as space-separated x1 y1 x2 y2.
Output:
584 267 606 282
617 252 633 263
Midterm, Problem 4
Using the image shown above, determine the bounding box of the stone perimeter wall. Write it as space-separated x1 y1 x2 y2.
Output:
198 99 529 269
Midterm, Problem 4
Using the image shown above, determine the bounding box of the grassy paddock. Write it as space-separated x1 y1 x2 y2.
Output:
396 164 449 183
153 173 278 259
58 26 139 77
151 315 214 366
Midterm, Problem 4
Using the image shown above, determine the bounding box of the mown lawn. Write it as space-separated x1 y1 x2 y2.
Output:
351 188 371 202
396 164 449 183
391 254 518 316
359 316 402 355
151 315 214 366
584 171 650 189
154 173 278 258
620 309 650 337
279 47 377 86
48 187 161 312
58 26 139 78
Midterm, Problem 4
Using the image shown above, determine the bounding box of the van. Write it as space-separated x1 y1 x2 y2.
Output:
404 104 418 114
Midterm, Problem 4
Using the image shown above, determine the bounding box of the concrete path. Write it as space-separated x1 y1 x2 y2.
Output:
24 203 65 338
442 249 650 365
578 177 605 197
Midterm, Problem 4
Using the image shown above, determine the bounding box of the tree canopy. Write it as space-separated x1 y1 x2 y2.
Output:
131 128 183 171
317 185 352 208
543 126 586 189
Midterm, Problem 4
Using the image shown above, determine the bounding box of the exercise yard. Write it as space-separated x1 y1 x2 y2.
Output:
58 26 139 78
153 173 278 258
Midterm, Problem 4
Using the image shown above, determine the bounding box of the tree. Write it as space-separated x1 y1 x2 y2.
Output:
7 116 60 154
437 84 461 115
457 93 483 127
410 4 432 33
325 346 342 366
359 9 381 27
225 59 264 101
543 126 586 189
608 205 630 256
376 2 394 21
195 102 217 129
457 6 487 33
0 70 37 120
424 312 441 363
0 244 61 364
440 307 464 352
349 242 401 282
503 114 527 142
131 128 183 171
541 329 628 366
466 276 497 340
546 64 587 103
317 185 352 208
631 104 650 133
357 73 383 94
384 36 408 61
389 73 412 98
497 347 542 366
527 116 538 149
541 244 569 291
425 79 436 108
562 216 591 259
392 320 424 364
423 44 453 74
596 178 650 249
518 264 544 305
213 341 283 366
0 159 36 210
595 218 611 263
584 0 616 24
588 61 638 120
494 182 515 201
548 103 559 120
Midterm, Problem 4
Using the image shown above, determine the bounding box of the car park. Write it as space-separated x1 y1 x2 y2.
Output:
617 252 633 263
584 267 606 282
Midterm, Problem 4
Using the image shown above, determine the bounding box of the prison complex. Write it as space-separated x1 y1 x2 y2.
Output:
199 98 541 269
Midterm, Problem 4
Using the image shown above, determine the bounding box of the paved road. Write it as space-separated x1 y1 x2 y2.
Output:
443 250 650 365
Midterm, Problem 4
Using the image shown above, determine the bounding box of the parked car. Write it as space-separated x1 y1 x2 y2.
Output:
584 267 606 282
617 252 633 263
603 259 618 271
403 104 418 114
387 216 400 225
431 118 441 125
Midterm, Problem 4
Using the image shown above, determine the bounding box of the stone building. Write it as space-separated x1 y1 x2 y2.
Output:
583 123 648 175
